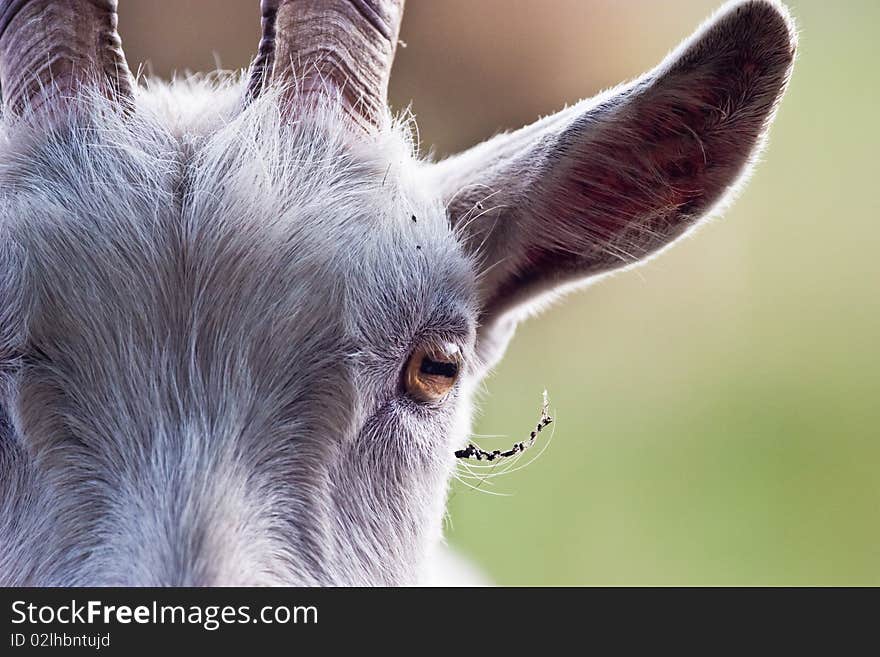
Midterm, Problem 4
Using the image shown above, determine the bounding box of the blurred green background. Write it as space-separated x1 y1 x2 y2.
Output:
122 1 879 584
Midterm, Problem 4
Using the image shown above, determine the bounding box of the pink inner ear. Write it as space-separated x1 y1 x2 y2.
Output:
541 99 718 272
436 0 796 327
533 13 795 280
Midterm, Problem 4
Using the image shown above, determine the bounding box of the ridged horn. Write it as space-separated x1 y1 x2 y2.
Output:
0 0 134 117
247 0 405 132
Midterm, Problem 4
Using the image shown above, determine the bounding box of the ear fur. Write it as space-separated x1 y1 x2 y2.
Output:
427 0 797 369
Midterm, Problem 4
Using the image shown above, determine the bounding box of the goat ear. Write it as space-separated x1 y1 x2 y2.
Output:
427 0 796 369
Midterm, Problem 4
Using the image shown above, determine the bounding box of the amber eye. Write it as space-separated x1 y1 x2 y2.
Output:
404 343 462 403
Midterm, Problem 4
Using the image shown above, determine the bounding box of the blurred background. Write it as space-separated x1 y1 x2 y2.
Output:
120 1 880 585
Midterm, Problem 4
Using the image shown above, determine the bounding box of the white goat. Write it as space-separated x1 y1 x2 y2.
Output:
0 0 796 585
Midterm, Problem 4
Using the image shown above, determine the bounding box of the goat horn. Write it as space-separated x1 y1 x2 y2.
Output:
247 0 405 132
0 0 134 117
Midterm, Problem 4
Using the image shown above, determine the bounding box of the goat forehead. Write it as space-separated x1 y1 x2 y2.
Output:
0 91 476 415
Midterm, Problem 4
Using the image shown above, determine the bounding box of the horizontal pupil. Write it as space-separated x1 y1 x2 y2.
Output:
419 356 458 378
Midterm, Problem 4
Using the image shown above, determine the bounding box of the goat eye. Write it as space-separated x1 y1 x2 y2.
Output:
404 343 461 403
